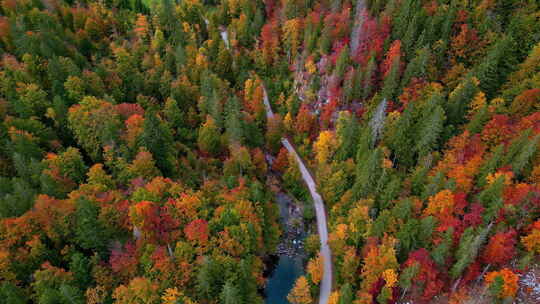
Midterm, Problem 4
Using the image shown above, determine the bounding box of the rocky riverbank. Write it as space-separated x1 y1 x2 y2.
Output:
274 192 306 258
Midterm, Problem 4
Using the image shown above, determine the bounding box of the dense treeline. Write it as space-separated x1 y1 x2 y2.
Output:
1 0 540 303
258 0 540 303
0 0 282 303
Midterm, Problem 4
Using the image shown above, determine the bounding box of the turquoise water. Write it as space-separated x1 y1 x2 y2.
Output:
264 255 304 304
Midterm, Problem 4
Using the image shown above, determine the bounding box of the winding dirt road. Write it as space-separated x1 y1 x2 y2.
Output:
216 21 332 304
263 87 333 304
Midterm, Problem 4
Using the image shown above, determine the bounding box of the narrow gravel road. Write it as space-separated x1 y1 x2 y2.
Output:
218 22 332 304
263 87 333 304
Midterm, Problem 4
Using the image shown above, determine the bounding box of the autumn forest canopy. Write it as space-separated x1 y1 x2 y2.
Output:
0 0 540 303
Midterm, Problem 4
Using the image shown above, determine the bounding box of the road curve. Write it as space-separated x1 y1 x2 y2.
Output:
218 22 332 304
263 87 333 304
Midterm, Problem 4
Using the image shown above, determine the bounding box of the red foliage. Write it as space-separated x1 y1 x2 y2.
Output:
461 260 481 285
155 205 180 244
424 1 439 16
481 115 514 146
327 72 343 100
462 134 485 161
151 246 174 273
273 147 289 172
512 88 540 116
124 114 144 146
385 100 399 113
355 105 367 118
454 10 469 29
263 0 277 19
450 24 479 64
110 241 139 278
380 40 402 77
504 183 535 206
304 9 322 37
133 201 180 244
0 17 9 41
252 147 268 174
320 99 338 129
260 19 280 65
323 4 351 42
530 220 540 232
437 216 462 236
403 249 444 301
184 219 209 245
453 192 468 216
367 278 399 304
354 14 391 65
368 277 385 300
482 112 540 148
329 42 349 66
32 195 75 242
295 104 316 135
115 199 132 230
116 103 145 120
516 112 540 134
481 229 517 266
463 203 484 227
399 78 427 107
353 10 377 65
1 0 17 12
519 88 540 102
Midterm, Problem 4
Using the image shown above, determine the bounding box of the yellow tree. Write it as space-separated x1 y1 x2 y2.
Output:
423 190 455 220
328 291 340 304
127 148 160 180
284 112 294 132
124 114 144 148
287 276 312 304
134 14 149 40
161 288 197 304
307 253 323 285
283 18 303 59
468 91 487 116
340 246 360 284
360 236 399 297
522 220 540 254
484 268 519 299
67 96 121 161
112 277 159 304
314 130 337 164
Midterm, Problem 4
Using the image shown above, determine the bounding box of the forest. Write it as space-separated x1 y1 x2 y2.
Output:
0 0 539 303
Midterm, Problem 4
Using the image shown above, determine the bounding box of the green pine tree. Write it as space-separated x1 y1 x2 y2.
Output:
220 281 243 304
415 96 446 158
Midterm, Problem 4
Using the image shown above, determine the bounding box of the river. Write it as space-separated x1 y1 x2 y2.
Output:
261 84 333 304
264 192 306 304
214 23 332 304
265 255 305 304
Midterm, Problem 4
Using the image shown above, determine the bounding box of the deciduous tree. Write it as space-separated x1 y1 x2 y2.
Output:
287 276 312 304
481 229 516 266
198 115 221 156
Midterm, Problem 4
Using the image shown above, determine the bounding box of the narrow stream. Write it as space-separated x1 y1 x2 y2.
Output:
261 85 332 304
264 192 306 304
213 26 308 302
265 255 304 304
